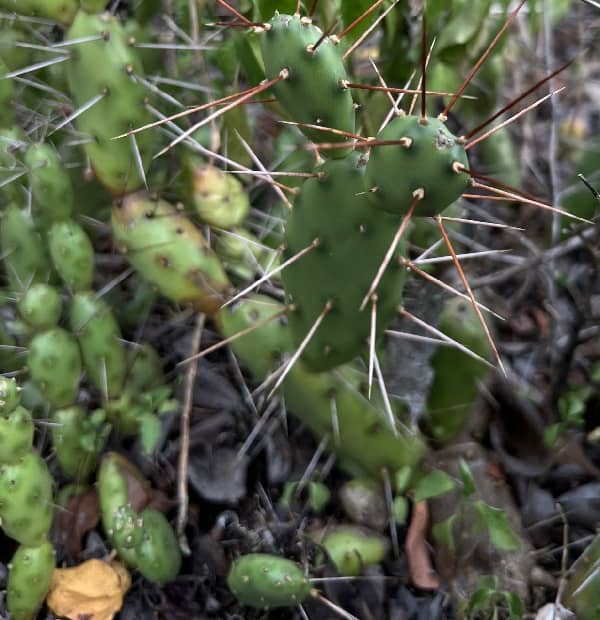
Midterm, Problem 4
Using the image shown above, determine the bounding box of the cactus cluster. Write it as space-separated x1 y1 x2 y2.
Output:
0 0 591 617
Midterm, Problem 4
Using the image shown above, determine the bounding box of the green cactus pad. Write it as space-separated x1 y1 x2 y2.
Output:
17 283 62 331
70 292 127 399
135 508 181 583
65 11 154 194
0 452 54 547
0 376 20 415
28 328 82 409
365 115 470 216
227 553 311 608
259 13 355 154
6 541 56 620
47 220 95 292
319 525 387 576
217 295 424 478
1 204 52 293
282 154 406 371
111 192 230 315
51 406 109 480
24 143 73 230
426 298 491 442
0 127 26 205
111 503 144 551
0 0 77 25
183 160 250 228
0 405 34 464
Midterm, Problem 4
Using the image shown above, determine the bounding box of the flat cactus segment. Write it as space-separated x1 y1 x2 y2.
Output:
0 452 54 547
0 405 34 464
0 205 52 293
111 192 230 314
365 115 470 217
24 143 73 230
51 406 109 480
28 328 82 409
0 376 20 415
259 13 355 153
7 541 56 620
135 509 181 583
47 220 95 292
425 298 491 442
282 154 406 371
227 553 311 608
0 0 77 25
70 292 127 399
17 283 62 331
217 295 425 478
65 11 154 194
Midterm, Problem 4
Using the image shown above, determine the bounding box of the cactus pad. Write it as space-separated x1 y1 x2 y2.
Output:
47 220 95 292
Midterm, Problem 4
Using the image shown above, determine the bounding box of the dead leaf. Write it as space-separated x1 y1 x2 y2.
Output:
405 500 440 590
47 559 131 620
57 488 101 557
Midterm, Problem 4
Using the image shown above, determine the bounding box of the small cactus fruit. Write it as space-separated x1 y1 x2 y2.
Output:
17 283 62 331
282 154 406 371
183 160 250 228
318 525 388 577
51 406 110 480
70 292 127 399
135 508 181 583
0 204 52 293
6 541 56 620
365 115 470 217
47 220 95 292
0 376 20 415
111 192 230 314
24 143 73 230
217 295 425 477
425 298 491 442
28 328 82 408
0 405 34 465
258 13 355 152
65 11 154 194
0 0 77 26
227 553 311 608
0 452 54 547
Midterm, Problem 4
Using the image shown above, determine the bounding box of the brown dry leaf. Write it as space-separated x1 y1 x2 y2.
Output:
57 488 101 557
405 500 440 590
47 559 131 620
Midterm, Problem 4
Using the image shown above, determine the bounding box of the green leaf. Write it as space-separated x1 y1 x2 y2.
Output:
392 496 408 525
139 413 162 455
474 501 521 552
503 592 524 620
458 458 476 497
466 575 499 617
413 469 455 502
432 514 456 551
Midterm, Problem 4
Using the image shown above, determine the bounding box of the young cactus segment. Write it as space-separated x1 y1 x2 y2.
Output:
182 160 250 228
70 292 127 399
0 405 34 465
227 553 311 608
258 13 355 154
28 328 82 409
65 11 154 194
0 376 21 415
111 192 230 314
0 0 77 25
282 154 406 371
0 452 54 547
1 205 53 293
135 508 182 583
47 220 95 292
51 406 110 480
24 143 73 230
6 541 56 620
97 453 181 581
217 295 425 477
365 115 470 217
425 298 491 442
17 283 62 332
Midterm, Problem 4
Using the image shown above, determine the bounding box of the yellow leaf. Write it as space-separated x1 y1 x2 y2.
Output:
47 559 131 620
